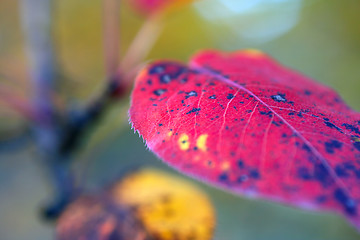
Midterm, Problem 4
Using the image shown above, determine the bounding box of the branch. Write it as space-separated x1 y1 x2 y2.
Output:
20 0 58 124
20 0 76 219
59 13 165 156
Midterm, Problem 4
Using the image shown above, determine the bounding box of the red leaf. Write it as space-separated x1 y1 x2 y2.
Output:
128 0 194 16
129 49 360 230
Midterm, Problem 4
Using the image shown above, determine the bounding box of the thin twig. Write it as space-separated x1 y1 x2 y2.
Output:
58 10 165 155
118 14 163 78
103 0 120 80
58 13 165 157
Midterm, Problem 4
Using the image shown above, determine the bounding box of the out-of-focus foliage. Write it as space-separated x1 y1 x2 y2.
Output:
127 0 197 16
110 168 215 240
56 195 150 240
57 168 215 240
57 196 120 240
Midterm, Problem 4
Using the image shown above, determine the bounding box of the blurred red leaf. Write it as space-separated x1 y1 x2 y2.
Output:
129 49 360 230
128 0 195 16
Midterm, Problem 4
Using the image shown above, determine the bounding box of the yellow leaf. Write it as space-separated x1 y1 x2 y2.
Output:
111 168 215 240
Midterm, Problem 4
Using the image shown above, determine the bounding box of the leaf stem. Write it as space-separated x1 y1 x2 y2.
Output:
103 0 121 80
118 14 163 81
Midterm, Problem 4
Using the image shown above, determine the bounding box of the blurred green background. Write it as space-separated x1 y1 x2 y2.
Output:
1 0 360 239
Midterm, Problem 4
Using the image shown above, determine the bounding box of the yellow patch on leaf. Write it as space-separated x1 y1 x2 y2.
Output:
111 168 215 240
196 134 208 151
178 133 190 150
221 161 230 171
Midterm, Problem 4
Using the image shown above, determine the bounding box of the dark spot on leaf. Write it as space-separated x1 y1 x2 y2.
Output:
324 121 343 133
353 142 360 152
160 74 171 84
297 167 312 180
272 120 283 127
153 89 167 96
314 163 333 187
237 160 244 168
334 188 357 216
219 173 229 182
343 162 356 170
260 111 272 117
159 123 163 126
227 93 234 99
302 144 311 152
342 123 360 135
271 93 286 102
355 170 360 179
180 78 188 83
236 175 248 183
324 140 343 154
147 79 152 85
304 90 312 95
186 108 201 114
170 66 187 79
249 169 260 179
149 65 165 74
335 165 350 178
185 91 198 99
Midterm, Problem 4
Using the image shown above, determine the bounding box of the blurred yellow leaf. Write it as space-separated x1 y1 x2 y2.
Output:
111 168 215 240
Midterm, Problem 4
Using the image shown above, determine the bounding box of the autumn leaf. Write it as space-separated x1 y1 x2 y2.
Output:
56 195 149 240
56 168 215 240
110 168 215 240
129 49 360 231
127 0 196 16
